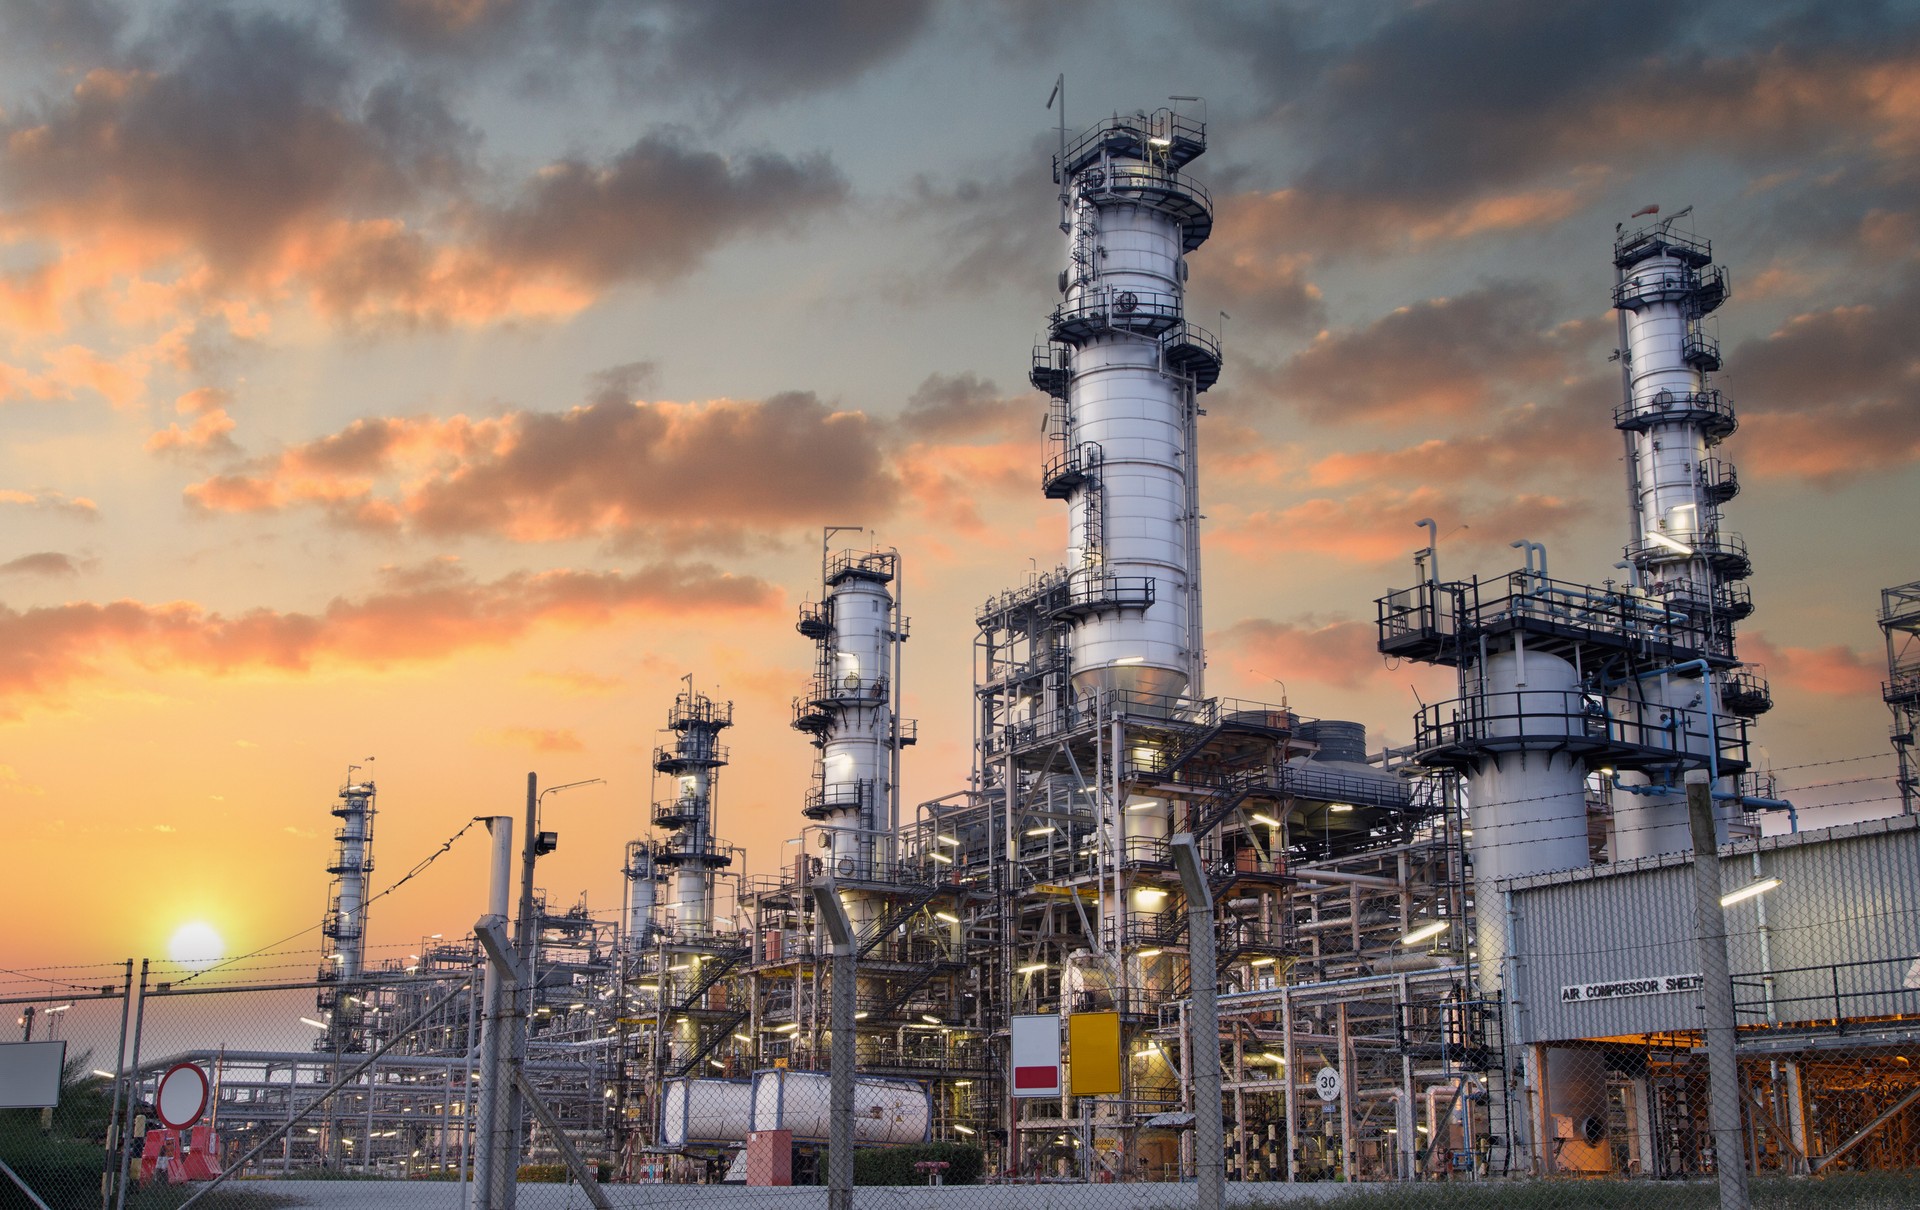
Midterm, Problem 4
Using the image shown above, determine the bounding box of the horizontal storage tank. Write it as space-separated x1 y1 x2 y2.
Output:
749 1069 931 1145
660 1077 754 1148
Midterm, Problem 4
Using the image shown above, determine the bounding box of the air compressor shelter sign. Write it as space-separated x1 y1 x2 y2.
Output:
1561 973 1704 1004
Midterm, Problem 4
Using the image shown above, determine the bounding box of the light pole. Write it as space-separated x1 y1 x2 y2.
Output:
501 774 602 1210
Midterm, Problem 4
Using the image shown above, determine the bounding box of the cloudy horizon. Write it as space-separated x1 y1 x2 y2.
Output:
3 0 1914 973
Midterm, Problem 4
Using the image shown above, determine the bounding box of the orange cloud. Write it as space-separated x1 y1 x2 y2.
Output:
1246 284 1607 426
0 489 99 520
1209 487 1589 566
0 31 847 336
185 393 900 547
1215 179 1597 266
1741 634 1884 698
494 727 587 754
1722 281 1920 485
1212 614 1461 711
525 669 626 696
147 387 239 456
0 559 779 719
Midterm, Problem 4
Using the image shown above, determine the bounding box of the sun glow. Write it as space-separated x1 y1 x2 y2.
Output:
168 922 225 969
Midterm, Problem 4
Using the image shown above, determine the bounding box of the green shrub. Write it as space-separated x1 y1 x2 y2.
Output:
515 1161 612 1183
815 1142 984 1186
0 1128 107 1210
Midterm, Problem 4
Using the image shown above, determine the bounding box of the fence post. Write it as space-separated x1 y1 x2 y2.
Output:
98 959 133 1210
111 960 148 1210
1171 834 1222 1210
813 879 856 1210
1687 769 1751 1210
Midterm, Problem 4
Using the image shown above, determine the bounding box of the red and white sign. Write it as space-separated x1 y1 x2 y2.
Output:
154 1062 210 1130
1009 1014 1060 1098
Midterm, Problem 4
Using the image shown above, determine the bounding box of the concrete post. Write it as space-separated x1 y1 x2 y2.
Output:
813 880 855 1210
473 816 513 1210
1171 835 1222 1210
1687 770 1750 1210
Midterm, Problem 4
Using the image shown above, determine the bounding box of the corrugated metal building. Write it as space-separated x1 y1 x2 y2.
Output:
1499 814 1920 1177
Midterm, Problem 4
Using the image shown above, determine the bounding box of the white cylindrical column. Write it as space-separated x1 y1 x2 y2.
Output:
1467 648 1590 994
625 842 656 944
1067 338 1193 701
327 782 376 981
1621 249 1717 604
653 688 733 936
1044 112 1218 706
820 572 894 874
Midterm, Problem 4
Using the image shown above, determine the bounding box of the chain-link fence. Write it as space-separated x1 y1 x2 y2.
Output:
10 795 1920 1210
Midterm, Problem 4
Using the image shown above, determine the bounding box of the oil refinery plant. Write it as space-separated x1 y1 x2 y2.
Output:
120 104 1920 1188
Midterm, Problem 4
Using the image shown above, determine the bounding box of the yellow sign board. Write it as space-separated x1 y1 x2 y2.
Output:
1068 1011 1122 1096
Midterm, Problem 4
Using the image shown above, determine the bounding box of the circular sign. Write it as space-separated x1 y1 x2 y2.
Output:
1314 1066 1342 1104
155 1062 210 1130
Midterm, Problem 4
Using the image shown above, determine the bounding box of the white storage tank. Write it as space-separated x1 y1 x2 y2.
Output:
659 1077 754 1148
749 1069 931 1145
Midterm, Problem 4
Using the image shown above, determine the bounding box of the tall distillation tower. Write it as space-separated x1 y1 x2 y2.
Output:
1375 219 1765 1172
1881 581 1920 815
793 545 909 905
317 773 376 1054
1035 109 1218 707
651 686 734 935
1611 217 1771 856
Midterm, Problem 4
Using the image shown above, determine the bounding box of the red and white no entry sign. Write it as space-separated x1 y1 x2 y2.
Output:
155 1062 210 1130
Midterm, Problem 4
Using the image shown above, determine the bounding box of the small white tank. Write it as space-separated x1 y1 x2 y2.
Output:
659 1078 754 1148
749 1069 931 1145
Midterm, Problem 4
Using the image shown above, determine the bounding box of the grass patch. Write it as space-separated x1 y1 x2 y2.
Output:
1243 1173 1920 1210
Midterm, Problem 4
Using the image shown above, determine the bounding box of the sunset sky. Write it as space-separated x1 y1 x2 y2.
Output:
3 0 1916 983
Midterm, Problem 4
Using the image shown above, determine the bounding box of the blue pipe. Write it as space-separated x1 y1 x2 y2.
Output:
1599 658 1720 782
1606 777 1797 831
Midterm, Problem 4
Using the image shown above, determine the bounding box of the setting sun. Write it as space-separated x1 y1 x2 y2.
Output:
166 921 224 969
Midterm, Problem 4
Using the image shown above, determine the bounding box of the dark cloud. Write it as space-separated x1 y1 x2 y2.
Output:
899 143 1063 299
341 0 934 112
0 552 84 578
0 0 124 65
1 7 476 276
587 361 659 408
478 133 846 288
1253 282 1608 425
1207 1 1920 262
1290 0 1692 203
895 373 1036 443
185 393 899 548
0 8 847 329
641 0 935 112
1723 268 1920 483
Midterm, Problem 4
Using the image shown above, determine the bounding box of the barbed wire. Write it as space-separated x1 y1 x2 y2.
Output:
170 816 485 987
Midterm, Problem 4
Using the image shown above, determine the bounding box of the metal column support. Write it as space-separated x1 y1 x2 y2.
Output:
814 879 856 1210
1172 834 1222 1210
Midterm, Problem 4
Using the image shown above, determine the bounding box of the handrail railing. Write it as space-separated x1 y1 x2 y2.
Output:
1732 953 1920 1028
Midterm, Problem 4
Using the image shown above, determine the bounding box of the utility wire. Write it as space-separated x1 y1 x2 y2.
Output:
171 816 484 986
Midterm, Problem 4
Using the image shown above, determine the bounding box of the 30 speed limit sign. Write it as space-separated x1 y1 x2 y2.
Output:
1314 1066 1342 1103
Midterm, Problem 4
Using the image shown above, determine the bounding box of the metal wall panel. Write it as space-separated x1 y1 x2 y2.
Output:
1503 814 1920 1045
